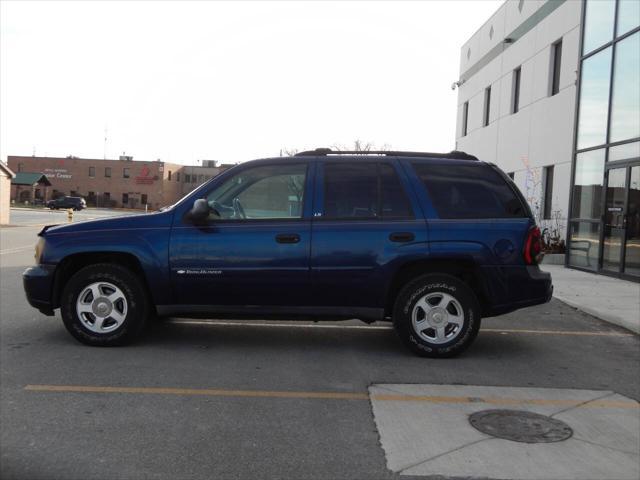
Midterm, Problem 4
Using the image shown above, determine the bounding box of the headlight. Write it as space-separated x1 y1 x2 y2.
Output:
34 238 45 264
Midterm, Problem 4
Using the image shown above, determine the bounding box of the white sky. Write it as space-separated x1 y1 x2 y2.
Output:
1 0 503 165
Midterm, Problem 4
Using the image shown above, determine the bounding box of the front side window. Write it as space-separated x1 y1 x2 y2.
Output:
123 168 130 179
105 167 111 178
413 163 526 219
323 162 412 219
206 164 307 220
89 166 95 177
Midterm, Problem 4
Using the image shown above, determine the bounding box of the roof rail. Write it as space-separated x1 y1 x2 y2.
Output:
294 148 478 160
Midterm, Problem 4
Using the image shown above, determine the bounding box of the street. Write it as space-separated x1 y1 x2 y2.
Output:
1 211 639 480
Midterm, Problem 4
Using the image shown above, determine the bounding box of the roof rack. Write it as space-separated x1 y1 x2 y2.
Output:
294 148 478 160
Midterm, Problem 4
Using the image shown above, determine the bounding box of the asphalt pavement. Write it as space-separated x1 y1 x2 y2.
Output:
1 213 638 480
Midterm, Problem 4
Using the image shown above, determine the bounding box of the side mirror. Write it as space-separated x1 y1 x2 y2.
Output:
187 198 211 222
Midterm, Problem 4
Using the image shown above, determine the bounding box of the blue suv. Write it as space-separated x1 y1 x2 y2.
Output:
23 149 552 357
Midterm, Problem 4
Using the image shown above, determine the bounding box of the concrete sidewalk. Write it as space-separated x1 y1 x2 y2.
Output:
541 265 640 334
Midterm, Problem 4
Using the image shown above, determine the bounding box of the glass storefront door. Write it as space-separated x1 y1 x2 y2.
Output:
601 163 640 277
625 166 640 276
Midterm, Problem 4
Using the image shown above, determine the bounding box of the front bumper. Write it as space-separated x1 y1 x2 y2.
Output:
23 265 56 316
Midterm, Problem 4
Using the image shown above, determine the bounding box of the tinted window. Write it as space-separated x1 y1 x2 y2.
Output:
413 163 526 219
380 163 413 219
207 164 307 220
323 162 413 219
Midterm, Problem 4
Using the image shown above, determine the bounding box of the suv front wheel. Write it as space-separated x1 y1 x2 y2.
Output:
393 274 481 358
61 264 149 346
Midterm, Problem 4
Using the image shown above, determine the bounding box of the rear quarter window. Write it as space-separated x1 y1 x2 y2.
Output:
413 162 527 219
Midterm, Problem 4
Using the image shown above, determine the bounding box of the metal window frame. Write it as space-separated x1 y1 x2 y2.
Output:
567 0 640 282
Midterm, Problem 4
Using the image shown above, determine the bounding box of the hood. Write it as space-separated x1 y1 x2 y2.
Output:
39 210 174 236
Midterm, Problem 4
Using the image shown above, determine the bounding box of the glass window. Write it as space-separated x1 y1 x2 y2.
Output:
122 193 129 204
177 172 181 182
568 221 600 270
168 171 172 181
413 163 527 219
462 102 469 136
380 164 413 219
609 142 640 162
324 163 377 219
577 47 612 149
512 67 521 114
617 0 640 37
583 0 615 54
89 166 95 177
323 163 412 219
123 168 130 179
483 86 491 126
105 167 111 178
543 165 554 220
610 32 640 143
141 194 148 205
551 40 562 96
571 149 605 219
206 164 307 220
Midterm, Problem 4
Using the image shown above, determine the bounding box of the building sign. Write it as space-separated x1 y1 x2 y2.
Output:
43 168 72 179
135 166 157 184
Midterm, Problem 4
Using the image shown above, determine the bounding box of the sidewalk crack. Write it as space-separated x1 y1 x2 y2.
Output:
550 391 616 418
397 437 493 474
573 436 640 456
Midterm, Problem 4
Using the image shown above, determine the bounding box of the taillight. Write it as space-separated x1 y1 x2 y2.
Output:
524 226 543 265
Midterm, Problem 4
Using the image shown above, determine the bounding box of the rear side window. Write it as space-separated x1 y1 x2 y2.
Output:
323 162 413 219
413 163 526 219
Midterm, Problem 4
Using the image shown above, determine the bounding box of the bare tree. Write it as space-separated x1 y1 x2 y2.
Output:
279 148 299 156
280 140 392 156
331 139 392 152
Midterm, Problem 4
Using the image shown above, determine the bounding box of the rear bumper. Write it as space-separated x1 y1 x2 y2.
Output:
483 265 553 317
23 265 56 316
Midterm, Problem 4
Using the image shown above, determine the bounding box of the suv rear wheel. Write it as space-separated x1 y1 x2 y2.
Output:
60 264 149 346
393 274 481 357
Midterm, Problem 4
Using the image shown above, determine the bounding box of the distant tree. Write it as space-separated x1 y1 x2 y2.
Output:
332 139 392 152
280 140 392 156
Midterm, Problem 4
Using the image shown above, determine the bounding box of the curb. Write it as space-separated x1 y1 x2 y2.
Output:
553 294 639 334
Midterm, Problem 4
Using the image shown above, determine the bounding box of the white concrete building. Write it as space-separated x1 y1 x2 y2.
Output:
0 161 15 225
455 0 639 281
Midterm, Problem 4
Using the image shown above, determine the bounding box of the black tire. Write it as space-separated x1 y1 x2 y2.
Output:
60 263 149 346
393 274 481 358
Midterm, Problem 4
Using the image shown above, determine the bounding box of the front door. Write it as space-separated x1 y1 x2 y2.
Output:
601 163 640 277
169 162 313 306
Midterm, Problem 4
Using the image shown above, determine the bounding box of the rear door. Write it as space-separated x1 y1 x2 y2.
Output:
310 159 427 309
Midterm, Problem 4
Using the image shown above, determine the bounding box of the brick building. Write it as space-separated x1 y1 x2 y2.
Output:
7 155 229 210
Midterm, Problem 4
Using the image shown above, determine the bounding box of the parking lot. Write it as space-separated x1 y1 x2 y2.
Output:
1 211 639 480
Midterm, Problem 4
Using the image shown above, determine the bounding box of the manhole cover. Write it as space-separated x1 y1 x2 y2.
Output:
469 409 573 443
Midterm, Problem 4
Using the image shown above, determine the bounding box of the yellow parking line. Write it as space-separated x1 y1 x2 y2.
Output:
168 320 634 337
24 385 640 409
482 328 634 337
24 384 369 400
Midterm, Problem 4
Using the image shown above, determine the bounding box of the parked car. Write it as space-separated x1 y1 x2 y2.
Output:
46 196 87 211
23 149 552 357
